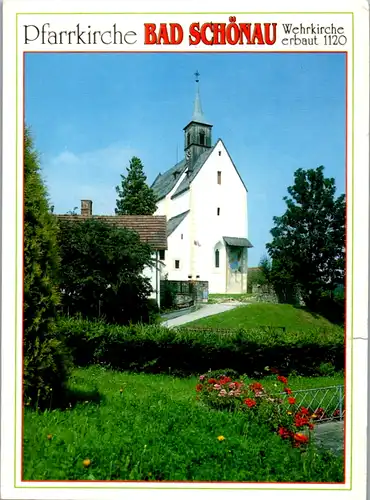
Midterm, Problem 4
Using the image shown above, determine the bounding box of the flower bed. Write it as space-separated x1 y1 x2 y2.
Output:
196 369 341 449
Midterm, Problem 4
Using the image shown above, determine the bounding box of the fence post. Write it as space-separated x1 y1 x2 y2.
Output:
339 385 343 421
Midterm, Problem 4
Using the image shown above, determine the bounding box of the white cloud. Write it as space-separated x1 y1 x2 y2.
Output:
41 143 137 215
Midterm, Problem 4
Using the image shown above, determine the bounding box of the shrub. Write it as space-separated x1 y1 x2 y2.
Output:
206 368 240 380
314 294 345 325
57 317 344 377
160 275 177 311
247 266 267 293
145 298 161 324
23 128 72 407
57 218 154 324
23 337 73 408
317 362 336 377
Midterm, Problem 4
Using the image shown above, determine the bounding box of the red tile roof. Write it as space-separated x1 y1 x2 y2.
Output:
57 214 167 250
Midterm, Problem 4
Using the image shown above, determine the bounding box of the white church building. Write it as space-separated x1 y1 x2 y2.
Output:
151 73 252 294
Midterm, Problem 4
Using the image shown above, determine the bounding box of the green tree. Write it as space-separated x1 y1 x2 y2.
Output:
247 262 267 293
115 156 157 215
24 128 72 407
258 255 271 284
266 166 345 309
58 218 154 324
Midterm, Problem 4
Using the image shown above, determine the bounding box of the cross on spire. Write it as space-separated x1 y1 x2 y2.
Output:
189 70 210 125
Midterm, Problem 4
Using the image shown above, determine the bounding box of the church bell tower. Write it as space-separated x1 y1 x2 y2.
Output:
184 71 213 171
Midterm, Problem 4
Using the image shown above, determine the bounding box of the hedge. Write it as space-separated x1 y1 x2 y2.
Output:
57 317 344 377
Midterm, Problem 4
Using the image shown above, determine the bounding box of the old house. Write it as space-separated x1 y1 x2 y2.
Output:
57 200 167 307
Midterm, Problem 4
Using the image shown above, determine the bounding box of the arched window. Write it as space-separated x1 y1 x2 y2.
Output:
187 132 191 146
215 249 220 268
199 130 205 146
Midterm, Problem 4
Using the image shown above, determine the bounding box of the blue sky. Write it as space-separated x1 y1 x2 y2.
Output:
25 52 345 266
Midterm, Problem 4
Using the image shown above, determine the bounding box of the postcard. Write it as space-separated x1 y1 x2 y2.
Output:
1 0 369 499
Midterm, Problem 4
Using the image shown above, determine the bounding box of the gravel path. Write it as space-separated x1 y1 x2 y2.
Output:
162 302 243 328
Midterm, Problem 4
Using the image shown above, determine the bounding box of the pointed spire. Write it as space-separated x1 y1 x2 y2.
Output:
191 70 210 124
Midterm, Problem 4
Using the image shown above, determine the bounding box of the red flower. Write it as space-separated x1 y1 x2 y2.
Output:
278 427 292 439
249 382 263 393
293 433 309 444
219 376 232 385
283 387 292 395
196 384 203 392
288 397 296 405
244 398 257 408
333 409 340 417
315 407 325 417
300 407 309 415
308 423 314 430
294 415 309 428
208 378 217 384
277 375 288 385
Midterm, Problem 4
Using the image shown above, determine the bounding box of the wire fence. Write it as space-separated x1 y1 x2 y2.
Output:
279 385 345 423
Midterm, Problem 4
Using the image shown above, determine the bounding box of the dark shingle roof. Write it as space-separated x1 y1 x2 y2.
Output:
223 236 253 248
151 159 187 201
57 214 167 250
167 210 190 237
152 138 248 202
171 146 216 199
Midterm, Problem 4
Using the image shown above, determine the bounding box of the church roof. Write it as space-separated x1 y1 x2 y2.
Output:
223 236 253 248
167 210 190 236
151 159 187 201
171 146 216 199
152 139 248 202
57 214 168 250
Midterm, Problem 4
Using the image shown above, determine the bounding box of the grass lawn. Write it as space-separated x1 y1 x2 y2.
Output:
23 366 344 482
208 293 253 303
186 303 343 333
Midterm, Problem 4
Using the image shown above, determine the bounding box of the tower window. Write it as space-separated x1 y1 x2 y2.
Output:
181 234 183 239
175 260 180 269
187 132 191 146
217 207 220 216
215 249 220 268
199 130 205 146
159 250 165 260
217 171 222 184
218 150 222 156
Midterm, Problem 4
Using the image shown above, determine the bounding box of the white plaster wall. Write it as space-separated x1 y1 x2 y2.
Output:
154 140 248 294
142 252 162 307
163 215 191 281
154 172 189 219
168 191 189 218
154 198 167 217
189 140 248 293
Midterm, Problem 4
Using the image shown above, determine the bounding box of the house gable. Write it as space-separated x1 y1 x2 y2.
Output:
218 139 248 193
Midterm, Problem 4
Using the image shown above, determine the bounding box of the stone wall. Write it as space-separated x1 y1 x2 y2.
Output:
160 279 209 308
252 283 304 306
